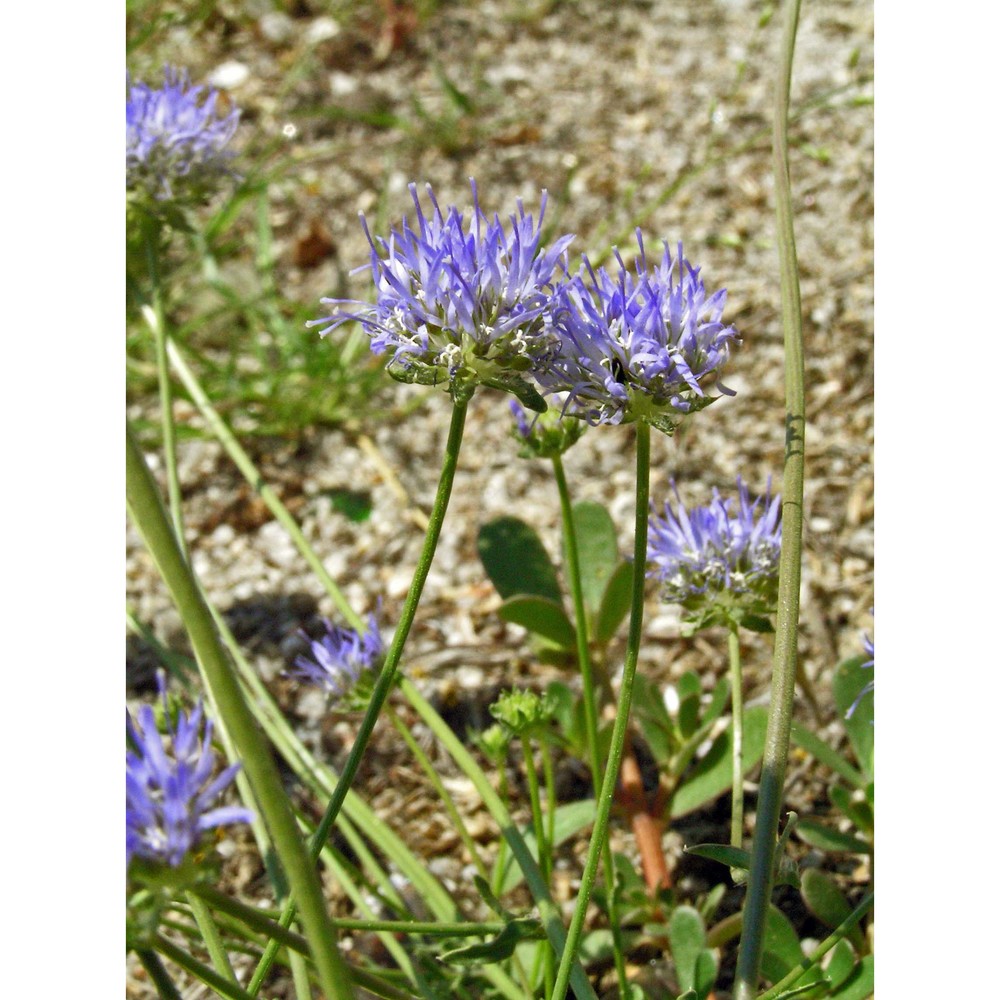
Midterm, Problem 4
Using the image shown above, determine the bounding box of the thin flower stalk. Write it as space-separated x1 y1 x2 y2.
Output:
552 420 653 1000
734 0 807 994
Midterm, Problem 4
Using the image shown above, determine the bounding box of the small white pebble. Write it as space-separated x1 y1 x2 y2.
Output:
208 60 250 89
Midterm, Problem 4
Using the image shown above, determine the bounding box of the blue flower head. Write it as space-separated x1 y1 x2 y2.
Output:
288 613 384 702
647 477 781 628
541 233 738 434
311 182 574 407
126 676 253 870
126 66 240 205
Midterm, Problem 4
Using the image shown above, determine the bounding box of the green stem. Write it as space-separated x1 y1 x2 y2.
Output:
552 420 651 1000
135 948 183 1000
550 451 630 996
734 1 806 996
248 399 469 991
756 892 874 1000
400 676 599 1000
126 425 353 1000
521 739 554 995
142 222 187 560
728 624 745 849
185 890 238 985
153 934 260 1000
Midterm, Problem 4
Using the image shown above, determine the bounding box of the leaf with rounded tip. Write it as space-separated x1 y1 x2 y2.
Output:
477 516 562 603
568 501 619 616
800 869 864 950
593 560 634 644
499 595 575 649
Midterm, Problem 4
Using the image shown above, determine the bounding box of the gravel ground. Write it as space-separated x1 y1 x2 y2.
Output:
126 1 873 995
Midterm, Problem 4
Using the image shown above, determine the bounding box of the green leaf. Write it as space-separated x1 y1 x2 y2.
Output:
829 954 874 999
496 799 596 893
322 488 373 522
824 939 858 992
671 705 769 817
439 916 544 965
830 784 874 838
632 671 676 764
795 818 872 856
833 656 874 777
498 595 576 649
762 906 825 995
676 671 702 738
694 951 719 1000
569 501 619 617
684 843 799 888
789 722 866 789
800 869 864 950
668 906 706 992
477 517 562 603
593 560 634 645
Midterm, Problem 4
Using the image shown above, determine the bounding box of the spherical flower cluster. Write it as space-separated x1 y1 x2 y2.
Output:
126 678 253 869
126 66 240 205
311 182 573 405
541 233 739 433
647 477 781 625
287 613 383 700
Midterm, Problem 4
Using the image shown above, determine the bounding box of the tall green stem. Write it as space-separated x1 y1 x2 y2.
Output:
728 624 745 848
248 399 468 990
142 221 187 559
552 420 652 1000
734 0 806 995
550 451 629 996
126 425 354 1000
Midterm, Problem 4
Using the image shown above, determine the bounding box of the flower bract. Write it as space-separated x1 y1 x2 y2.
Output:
126 678 252 869
509 395 585 459
541 233 738 433
311 182 574 406
647 477 781 627
288 613 383 700
126 66 240 205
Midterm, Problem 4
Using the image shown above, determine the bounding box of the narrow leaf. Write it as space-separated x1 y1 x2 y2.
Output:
671 705 769 817
795 818 872 856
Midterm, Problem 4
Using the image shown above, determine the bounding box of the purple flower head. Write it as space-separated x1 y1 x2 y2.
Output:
310 182 574 405
126 676 252 870
127 66 240 203
288 613 383 700
647 477 781 623
509 394 585 459
541 233 738 434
